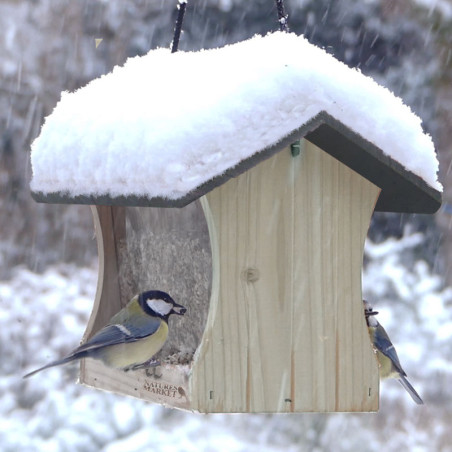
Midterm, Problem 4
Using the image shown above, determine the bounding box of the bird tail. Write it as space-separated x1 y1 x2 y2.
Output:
398 375 424 405
23 352 87 379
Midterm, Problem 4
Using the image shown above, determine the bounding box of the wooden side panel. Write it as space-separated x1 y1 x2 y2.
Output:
82 206 125 341
79 206 125 384
191 141 380 412
292 142 380 411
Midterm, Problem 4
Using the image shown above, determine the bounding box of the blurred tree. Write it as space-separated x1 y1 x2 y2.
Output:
424 1 452 282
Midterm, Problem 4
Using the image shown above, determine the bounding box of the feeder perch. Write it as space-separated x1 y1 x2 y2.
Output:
29 33 442 413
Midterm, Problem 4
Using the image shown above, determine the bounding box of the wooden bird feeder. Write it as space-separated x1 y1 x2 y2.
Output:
29 34 441 413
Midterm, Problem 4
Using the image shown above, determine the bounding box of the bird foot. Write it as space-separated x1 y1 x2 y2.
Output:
123 358 161 373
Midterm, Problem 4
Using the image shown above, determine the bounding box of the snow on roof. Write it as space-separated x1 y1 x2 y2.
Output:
30 32 442 200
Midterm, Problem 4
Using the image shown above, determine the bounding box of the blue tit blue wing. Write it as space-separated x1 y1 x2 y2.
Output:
373 322 406 376
75 315 162 353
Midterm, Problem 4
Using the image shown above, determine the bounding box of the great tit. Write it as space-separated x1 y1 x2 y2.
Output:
363 300 423 405
24 290 186 378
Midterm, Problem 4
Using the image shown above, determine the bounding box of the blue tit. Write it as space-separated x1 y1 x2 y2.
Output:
24 290 186 378
363 300 423 405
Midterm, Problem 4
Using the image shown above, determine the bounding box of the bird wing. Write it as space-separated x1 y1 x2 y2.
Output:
23 311 162 378
74 314 162 354
373 322 406 376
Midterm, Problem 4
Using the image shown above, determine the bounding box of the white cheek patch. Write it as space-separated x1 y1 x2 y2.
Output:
147 298 173 316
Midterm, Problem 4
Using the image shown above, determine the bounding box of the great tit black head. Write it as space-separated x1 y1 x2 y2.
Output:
139 290 187 320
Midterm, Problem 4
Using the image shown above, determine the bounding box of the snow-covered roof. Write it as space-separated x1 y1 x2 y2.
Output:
30 32 442 213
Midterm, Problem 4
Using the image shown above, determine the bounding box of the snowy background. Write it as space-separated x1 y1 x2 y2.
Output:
2 0 452 451
2 234 452 451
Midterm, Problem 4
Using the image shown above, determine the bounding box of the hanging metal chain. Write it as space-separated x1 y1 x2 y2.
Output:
275 0 289 32
171 0 188 53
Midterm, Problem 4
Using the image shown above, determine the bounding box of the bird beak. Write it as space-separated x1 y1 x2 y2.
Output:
366 310 379 317
172 304 187 316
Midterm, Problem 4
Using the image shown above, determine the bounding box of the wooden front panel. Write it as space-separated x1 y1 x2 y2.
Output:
191 140 380 412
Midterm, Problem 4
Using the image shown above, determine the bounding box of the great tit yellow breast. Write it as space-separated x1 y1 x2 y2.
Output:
101 320 169 369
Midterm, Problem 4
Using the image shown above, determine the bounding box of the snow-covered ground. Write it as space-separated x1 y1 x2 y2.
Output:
1 232 452 451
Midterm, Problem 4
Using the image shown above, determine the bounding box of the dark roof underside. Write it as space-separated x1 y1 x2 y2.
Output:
32 112 441 214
